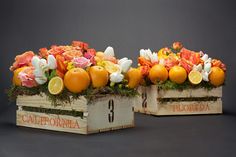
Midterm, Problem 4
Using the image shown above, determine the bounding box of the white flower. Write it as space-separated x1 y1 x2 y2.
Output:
110 72 124 83
104 46 115 57
47 55 57 69
192 64 203 72
150 52 158 63
204 62 211 73
31 55 57 85
202 70 210 82
201 53 209 62
140 49 158 63
118 57 132 73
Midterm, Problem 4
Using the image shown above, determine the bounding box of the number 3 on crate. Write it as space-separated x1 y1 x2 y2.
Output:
142 92 147 108
108 99 114 123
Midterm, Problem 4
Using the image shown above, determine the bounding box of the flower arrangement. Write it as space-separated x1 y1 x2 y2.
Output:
137 42 226 90
8 41 139 105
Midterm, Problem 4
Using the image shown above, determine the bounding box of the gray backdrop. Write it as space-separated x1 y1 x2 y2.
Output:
0 0 236 157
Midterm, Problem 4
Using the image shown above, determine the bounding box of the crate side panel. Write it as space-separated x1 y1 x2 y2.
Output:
87 96 134 132
156 99 222 115
16 110 88 134
17 95 88 112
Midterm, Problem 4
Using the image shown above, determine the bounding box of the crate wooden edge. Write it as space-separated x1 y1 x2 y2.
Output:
134 85 223 116
16 95 135 134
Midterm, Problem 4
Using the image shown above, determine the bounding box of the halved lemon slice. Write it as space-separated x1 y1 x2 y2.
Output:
98 61 120 73
48 76 64 95
188 70 202 85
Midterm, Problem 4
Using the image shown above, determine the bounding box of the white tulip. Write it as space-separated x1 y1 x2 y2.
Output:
118 57 128 65
48 55 57 69
110 72 124 83
140 49 146 58
204 62 211 73
150 52 158 63
202 70 210 82
201 54 208 62
35 75 48 85
120 59 132 73
32 56 40 68
192 64 202 72
104 46 115 57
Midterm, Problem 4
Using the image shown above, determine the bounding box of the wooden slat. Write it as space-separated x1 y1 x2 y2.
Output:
156 86 222 98
16 110 88 134
156 99 222 115
17 95 88 112
87 96 135 132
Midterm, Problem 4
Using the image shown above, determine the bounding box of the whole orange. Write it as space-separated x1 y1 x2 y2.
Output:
149 64 168 84
89 66 109 88
12 67 28 86
126 68 142 88
209 67 225 86
169 66 187 84
64 68 90 93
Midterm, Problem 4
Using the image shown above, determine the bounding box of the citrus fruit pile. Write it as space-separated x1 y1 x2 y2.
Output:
138 42 226 87
10 41 142 96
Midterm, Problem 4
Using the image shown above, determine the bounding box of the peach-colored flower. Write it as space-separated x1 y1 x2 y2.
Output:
39 47 49 58
48 45 64 57
63 50 83 61
72 57 91 69
71 41 89 50
18 66 37 88
10 51 35 71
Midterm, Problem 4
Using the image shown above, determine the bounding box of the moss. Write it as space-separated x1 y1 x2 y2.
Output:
158 97 218 103
22 106 84 118
156 80 216 91
7 83 139 106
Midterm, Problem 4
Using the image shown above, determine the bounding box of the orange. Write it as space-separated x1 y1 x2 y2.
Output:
64 68 90 93
169 66 187 84
12 67 28 86
89 66 109 88
126 68 142 88
209 67 225 86
148 64 168 84
48 76 64 95
188 70 202 85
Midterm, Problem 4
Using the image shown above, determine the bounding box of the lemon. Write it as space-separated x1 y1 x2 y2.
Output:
188 70 202 85
98 61 120 73
48 76 64 95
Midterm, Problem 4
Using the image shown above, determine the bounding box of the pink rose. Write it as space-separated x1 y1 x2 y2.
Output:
18 67 37 88
10 51 35 71
72 57 91 69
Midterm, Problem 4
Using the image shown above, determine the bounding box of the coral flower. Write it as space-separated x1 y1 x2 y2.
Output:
10 51 35 71
71 41 89 50
39 47 49 58
63 50 83 61
18 66 37 88
138 57 153 67
48 45 64 57
84 48 96 64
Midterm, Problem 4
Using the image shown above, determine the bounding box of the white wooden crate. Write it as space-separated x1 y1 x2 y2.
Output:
16 95 135 134
134 85 222 116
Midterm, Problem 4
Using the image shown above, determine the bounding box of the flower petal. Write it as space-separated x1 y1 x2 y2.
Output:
48 55 57 69
110 72 124 83
104 46 115 57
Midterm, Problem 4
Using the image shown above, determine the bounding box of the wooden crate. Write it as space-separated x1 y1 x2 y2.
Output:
16 95 135 134
134 85 222 116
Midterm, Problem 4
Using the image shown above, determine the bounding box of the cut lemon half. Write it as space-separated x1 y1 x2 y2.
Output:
98 61 120 73
188 70 202 85
48 76 64 95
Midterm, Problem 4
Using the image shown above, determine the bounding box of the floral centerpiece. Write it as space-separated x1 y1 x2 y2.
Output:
137 42 226 90
8 41 139 105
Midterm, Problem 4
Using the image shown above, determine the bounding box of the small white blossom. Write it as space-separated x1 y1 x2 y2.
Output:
47 55 57 69
118 57 132 73
110 72 124 83
104 46 115 57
